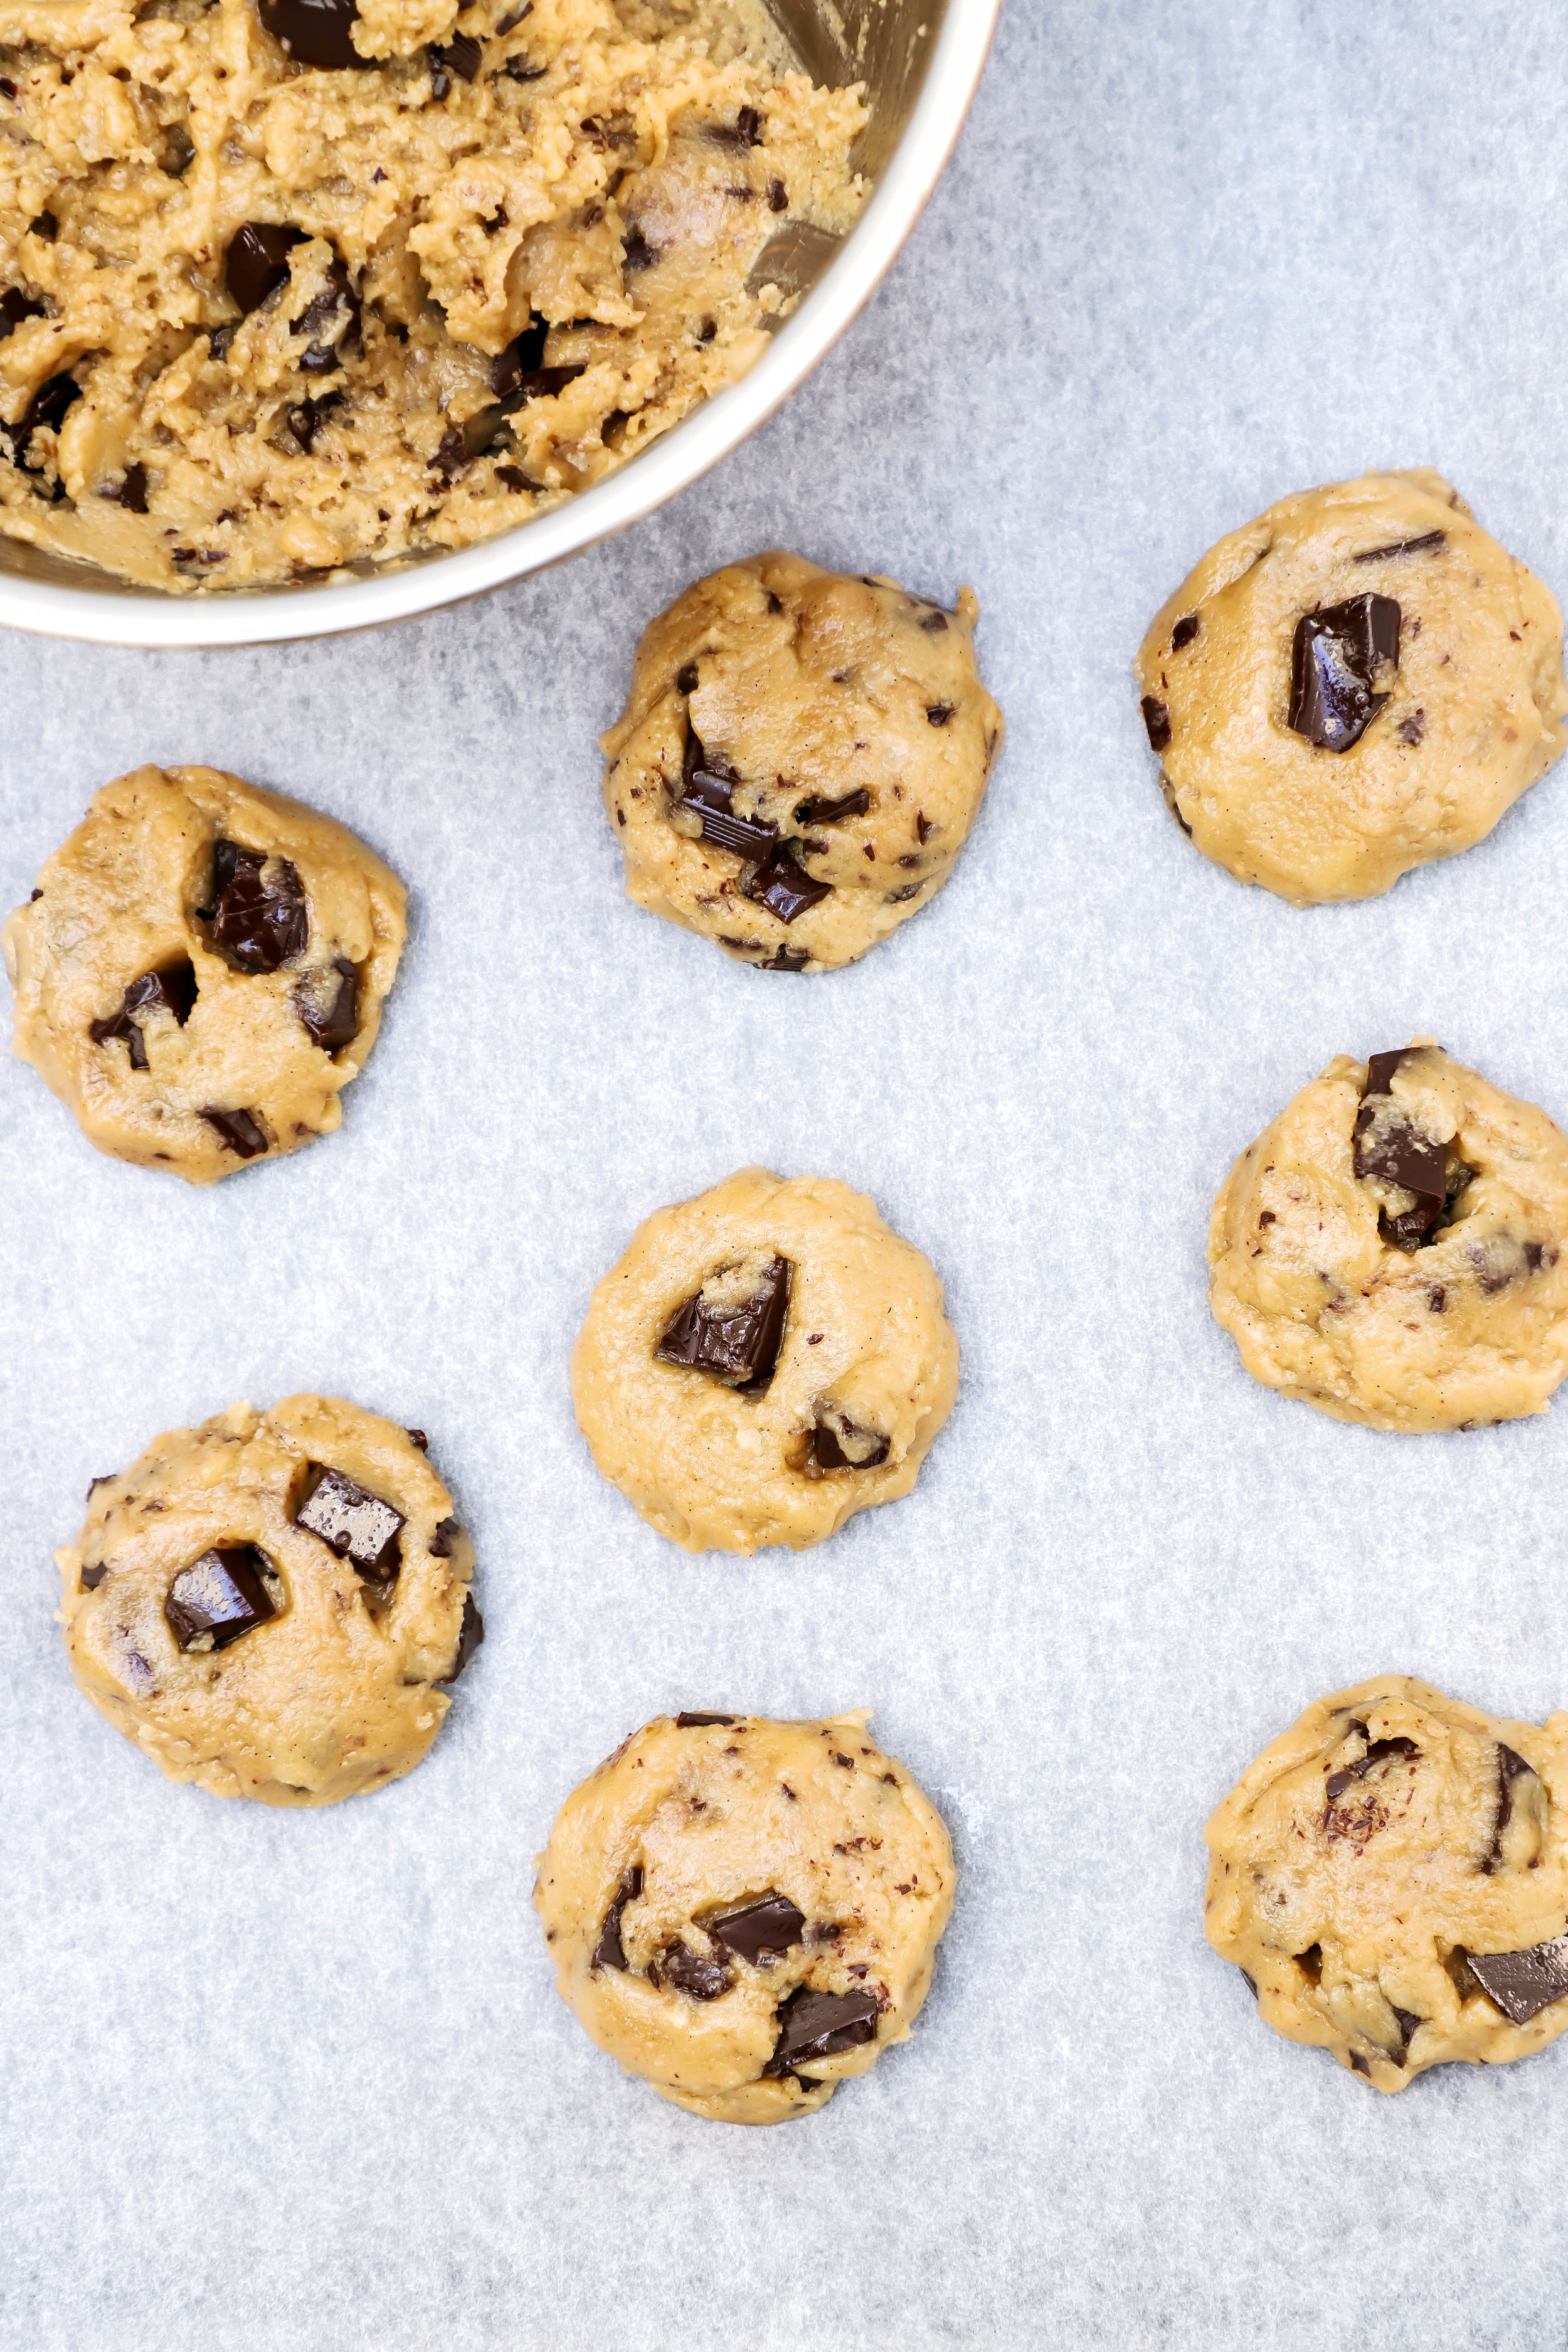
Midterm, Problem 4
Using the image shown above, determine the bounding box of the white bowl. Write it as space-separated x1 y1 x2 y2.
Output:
0 0 1001 649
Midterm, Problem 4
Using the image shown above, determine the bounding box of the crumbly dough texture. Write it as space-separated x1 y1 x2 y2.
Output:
4 763 405 1182
1135 470 1568 904
1208 1041 1568 1431
601 550 1004 972
1206 1678 1568 2093
570 1165 959 1551
535 1710 955 2122
0 0 866 588
57 1394 479 1805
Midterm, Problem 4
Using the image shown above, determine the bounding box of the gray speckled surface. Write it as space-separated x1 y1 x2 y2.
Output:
5 2 1568 2344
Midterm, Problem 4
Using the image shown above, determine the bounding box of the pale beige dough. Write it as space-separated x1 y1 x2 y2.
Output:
57 1394 481 1806
0 0 866 589
600 550 1004 972
535 1708 954 2122
1135 470 1568 904
570 1165 959 1552
1206 1678 1568 2093
3 763 405 1181
1208 1041 1568 1431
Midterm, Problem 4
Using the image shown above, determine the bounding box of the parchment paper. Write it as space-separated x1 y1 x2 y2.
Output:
4 3 1568 2344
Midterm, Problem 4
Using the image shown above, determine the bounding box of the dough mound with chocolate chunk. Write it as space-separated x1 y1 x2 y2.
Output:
4 764 405 1182
57 1396 482 1806
600 551 1004 972
0 0 866 590
1206 1678 1568 2093
570 1165 958 1552
1135 470 1568 904
535 1709 954 2122
1208 1041 1568 1431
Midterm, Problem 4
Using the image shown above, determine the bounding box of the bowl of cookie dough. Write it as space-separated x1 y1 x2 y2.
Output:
0 0 1000 648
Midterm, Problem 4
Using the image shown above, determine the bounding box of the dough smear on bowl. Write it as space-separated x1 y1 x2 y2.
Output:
0 0 867 589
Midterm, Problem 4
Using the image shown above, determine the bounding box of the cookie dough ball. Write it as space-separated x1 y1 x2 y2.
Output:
1208 1041 1568 1431
3 765 405 1181
1206 1678 1568 2092
600 551 1004 972
536 1710 955 2123
1135 470 1568 903
570 1167 959 1552
57 1397 482 1806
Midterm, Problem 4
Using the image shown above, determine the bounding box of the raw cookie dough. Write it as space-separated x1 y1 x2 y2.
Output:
1208 1041 1568 1431
571 1165 959 1551
600 551 1004 972
535 1708 954 2122
1135 470 1568 904
0 0 866 590
58 1395 482 1806
4 763 405 1181
1205 1678 1568 2093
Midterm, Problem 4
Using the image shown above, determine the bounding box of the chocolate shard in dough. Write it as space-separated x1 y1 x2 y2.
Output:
746 842 832 925
225 222 305 315
795 788 871 827
1289 593 1401 753
677 1712 739 1727
1466 1935 1568 2026
1140 695 1172 752
655 1256 792 1389
257 0 363 70
428 1516 461 1559
211 840 310 972
166 1544 277 1651
432 32 482 82
199 1106 269 1159
89 960 198 1068
1205 1676 1568 2090
294 957 358 1051
812 1409 891 1471
536 1711 953 2122
677 765 778 862
295 1463 405 1577
61 1396 477 1803
1354 529 1446 564
437 1592 484 1682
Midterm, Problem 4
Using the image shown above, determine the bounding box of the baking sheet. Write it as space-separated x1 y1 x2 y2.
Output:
5 2 1568 2343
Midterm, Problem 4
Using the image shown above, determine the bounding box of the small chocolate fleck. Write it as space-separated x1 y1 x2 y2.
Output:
1140 696 1171 753
437 1592 484 1682
591 1864 644 1971
166 1544 277 1650
763 1986 879 2074
295 1463 404 1577
1171 615 1200 651
768 178 788 211
657 1256 791 1389
1397 709 1427 747
705 1892 806 1963
677 1712 738 1727
1288 594 1401 753
225 221 305 315
199 1106 268 1159
1353 529 1446 564
257 0 363 68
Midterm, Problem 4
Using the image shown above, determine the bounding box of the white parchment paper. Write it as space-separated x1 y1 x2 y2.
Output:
5 3 1568 2343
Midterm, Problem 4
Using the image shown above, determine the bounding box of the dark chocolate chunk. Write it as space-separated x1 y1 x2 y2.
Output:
1288 594 1401 753
502 54 546 79
656 1256 791 1388
591 1864 644 1971
675 725 778 857
225 222 305 315
431 31 481 82
437 1592 484 1682
794 788 870 827
746 840 832 924
166 1544 277 1650
7 373 79 464
706 1892 806 1964
926 701 954 727
428 426 467 485
919 610 948 632
406 1429 428 1449
1 288 46 338
292 258 359 370
429 1516 461 1557
1171 615 1200 650
768 178 788 212
101 462 149 512
710 103 763 146
491 313 546 393
676 663 699 693
210 839 309 971
1350 2052 1371 2077
812 1417 890 1472
763 1986 880 2074
257 0 363 68
758 947 810 972
199 1106 268 1158
80 1561 110 1590
622 223 657 271
89 960 198 1068
294 956 358 1049
30 212 57 241
1365 1049 1412 1098
1140 695 1171 753
1483 1742 1536 1874
295 1463 405 1576
1353 529 1446 564
1391 2007 1422 2063
677 1712 738 1727
658 1940 732 2000
495 2 531 28
1465 1934 1568 2025
1327 1732 1419 1804
286 393 341 452
1354 1062 1446 1245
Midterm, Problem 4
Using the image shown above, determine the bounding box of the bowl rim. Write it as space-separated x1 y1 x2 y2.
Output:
0 0 1002 650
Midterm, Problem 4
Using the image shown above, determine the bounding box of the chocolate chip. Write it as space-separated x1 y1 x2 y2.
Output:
1350 2052 1371 2076
30 211 56 241
758 948 810 972
295 1463 405 1576
286 393 341 452
925 702 954 726
0 289 45 338
622 224 657 271
294 956 357 1049
210 839 309 972
406 1429 428 1449
812 1412 889 1471
100 462 149 512
657 1256 791 1388
199 1106 268 1158
1391 2007 1422 2064
768 178 788 211
1171 615 1200 650
429 1516 461 1558
675 725 778 857
1353 529 1446 564
676 663 699 693
431 31 481 81
1296 1943 1322 1984
677 1712 738 1727
657 1940 731 2000
494 465 534 493
1326 1732 1419 1806
1140 696 1171 753
257 0 363 69
746 841 832 924
794 788 869 827
1465 1934 1568 2025
1397 709 1426 747
919 610 948 633
495 3 531 28
710 104 763 146
6 373 79 465
437 1592 484 1682
209 325 237 363
1288 595 1401 753
502 55 546 80
166 1544 277 1650
292 258 359 370
225 222 305 315
763 1986 880 2074
591 1865 644 1971
80 1562 109 1590
706 1893 806 1963
88 960 198 1068
429 61 451 97
1482 1742 1536 1874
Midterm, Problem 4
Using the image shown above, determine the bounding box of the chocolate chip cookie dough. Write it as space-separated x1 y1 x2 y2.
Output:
601 551 1004 972
1206 1678 1568 2093
58 1396 482 1805
1208 1041 1568 1432
0 0 867 589
1135 471 1568 903
571 1166 959 1551
536 1709 954 2122
4 764 405 1180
